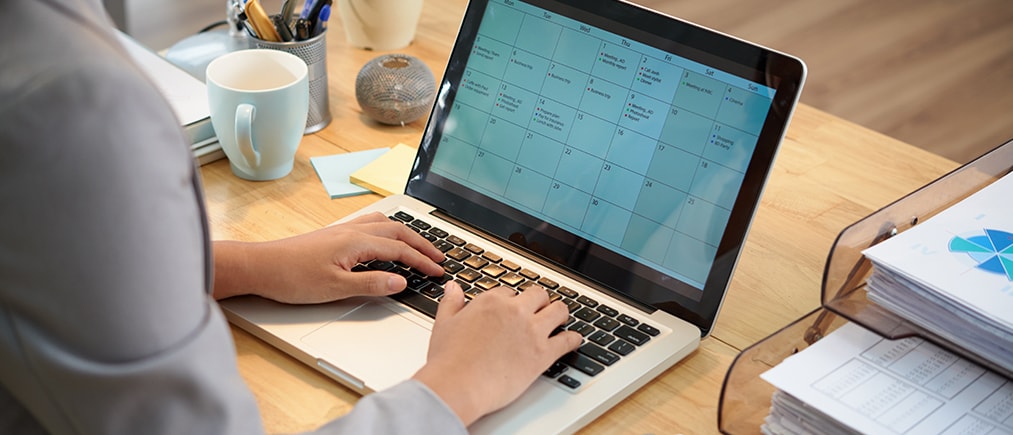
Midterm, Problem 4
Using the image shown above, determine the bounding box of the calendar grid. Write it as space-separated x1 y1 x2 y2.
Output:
432 0 774 287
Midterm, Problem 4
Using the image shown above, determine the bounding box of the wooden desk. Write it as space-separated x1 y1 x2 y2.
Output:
200 1 959 433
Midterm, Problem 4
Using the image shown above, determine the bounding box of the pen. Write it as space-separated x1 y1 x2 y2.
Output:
294 18 311 41
245 0 282 42
300 0 317 19
280 0 297 23
311 4 330 37
306 0 332 31
242 19 259 38
272 14 294 42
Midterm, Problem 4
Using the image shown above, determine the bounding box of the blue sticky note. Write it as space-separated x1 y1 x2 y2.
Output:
310 148 390 199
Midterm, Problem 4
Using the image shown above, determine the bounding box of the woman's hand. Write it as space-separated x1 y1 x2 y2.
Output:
413 282 582 426
212 212 445 303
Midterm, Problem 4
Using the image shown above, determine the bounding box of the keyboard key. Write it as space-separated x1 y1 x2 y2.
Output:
579 343 619 366
475 277 500 290
390 290 438 318
462 256 489 269
517 282 541 292
613 325 650 346
446 235 466 246
562 299 581 313
432 240 454 252
393 211 414 222
596 305 619 317
481 251 502 263
556 286 578 298
593 317 620 332
519 269 540 280
608 340 636 356
481 264 507 278
499 272 524 286
574 307 601 323
463 243 484 254
637 323 661 336
576 295 598 308
536 277 559 289
543 361 568 378
410 219 431 231
420 282 443 298
456 268 482 282
406 275 428 290
559 352 604 376
442 261 464 274
557 375 581 389
588 331 616 346
568 321 594 337
427 274 452 285
428 227 449 238
420 232 438 242
445 247 470 261
367 261 397 272
617 314 639 326
500 259 520 271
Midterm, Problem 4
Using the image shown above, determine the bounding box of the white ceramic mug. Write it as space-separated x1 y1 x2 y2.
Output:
338 0 424 51
206 49 309 181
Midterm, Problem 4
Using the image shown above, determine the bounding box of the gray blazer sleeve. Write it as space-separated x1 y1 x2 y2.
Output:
313 381 468 435
0 2 465 434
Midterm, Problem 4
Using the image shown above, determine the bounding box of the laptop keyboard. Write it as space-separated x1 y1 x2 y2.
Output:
352 211 661 391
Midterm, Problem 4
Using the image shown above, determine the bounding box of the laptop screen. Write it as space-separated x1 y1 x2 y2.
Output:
407 0 805 333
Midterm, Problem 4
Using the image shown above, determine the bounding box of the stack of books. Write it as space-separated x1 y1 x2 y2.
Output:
116 31 225 165
758 173 1013 434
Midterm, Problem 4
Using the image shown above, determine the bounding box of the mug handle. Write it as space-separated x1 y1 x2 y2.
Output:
235 104 261 168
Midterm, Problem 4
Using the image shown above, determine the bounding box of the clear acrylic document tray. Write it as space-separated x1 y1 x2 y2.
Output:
718 138 1013 434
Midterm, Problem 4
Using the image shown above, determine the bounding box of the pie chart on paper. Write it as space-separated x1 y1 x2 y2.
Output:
948 229 1013 281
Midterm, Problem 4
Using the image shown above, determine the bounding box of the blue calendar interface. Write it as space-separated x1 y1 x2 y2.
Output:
431 0 776 290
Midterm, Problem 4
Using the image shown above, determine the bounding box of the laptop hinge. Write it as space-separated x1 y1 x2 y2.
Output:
430 210 658 315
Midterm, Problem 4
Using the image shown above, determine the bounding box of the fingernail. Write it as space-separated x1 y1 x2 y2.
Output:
388 275 405 292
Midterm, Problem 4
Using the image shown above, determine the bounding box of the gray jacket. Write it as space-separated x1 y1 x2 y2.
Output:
0 1 465 433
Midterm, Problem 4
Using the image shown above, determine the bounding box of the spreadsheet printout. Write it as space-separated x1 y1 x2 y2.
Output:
762 323 1013 434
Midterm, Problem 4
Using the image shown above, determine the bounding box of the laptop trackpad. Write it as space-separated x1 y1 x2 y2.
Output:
300 300 431 392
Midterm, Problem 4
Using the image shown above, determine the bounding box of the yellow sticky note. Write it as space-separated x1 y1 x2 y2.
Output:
349 143 417 196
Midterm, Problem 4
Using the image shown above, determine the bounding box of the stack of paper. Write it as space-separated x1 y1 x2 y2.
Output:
116 31 223 165
861 173 1013 374
761 323 1013 434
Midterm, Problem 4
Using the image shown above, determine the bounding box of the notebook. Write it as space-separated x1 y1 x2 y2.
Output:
220 0 805 432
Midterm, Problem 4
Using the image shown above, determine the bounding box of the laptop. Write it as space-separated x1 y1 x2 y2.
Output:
221 0 805 432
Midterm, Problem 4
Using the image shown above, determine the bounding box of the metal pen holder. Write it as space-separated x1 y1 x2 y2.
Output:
252 31 332 134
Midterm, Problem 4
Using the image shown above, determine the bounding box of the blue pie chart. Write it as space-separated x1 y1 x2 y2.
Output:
949 229 1013 281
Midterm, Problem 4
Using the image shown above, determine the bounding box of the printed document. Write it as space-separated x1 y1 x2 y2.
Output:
862 173 1013 372
761 323 1013 435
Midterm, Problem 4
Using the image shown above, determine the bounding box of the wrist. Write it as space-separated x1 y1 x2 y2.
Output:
412 364 485 427
212 240 258 300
